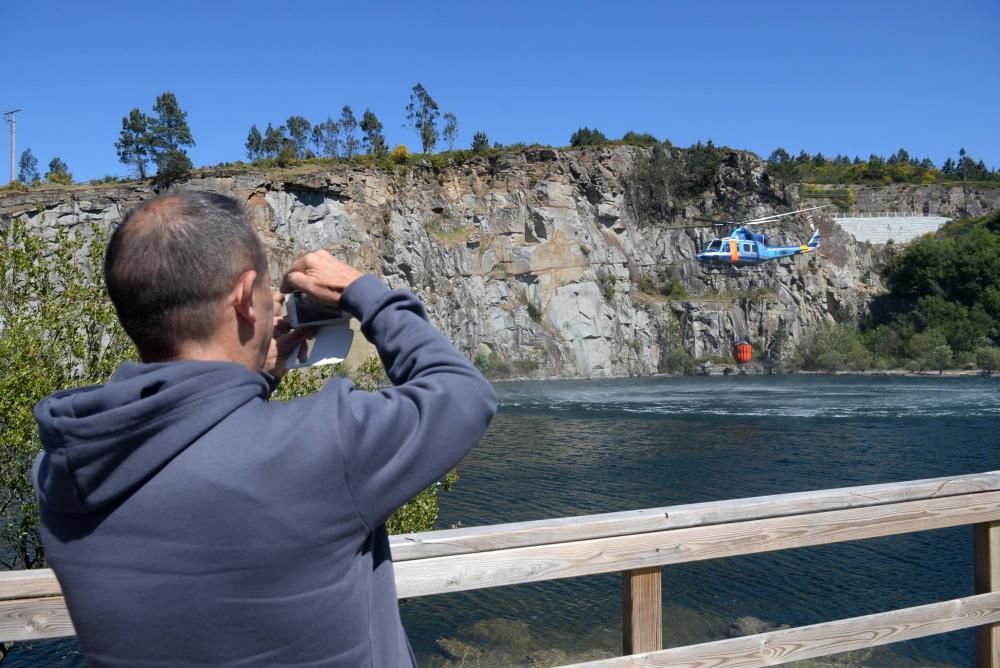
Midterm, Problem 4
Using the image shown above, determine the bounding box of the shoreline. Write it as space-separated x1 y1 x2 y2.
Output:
488 366 997 383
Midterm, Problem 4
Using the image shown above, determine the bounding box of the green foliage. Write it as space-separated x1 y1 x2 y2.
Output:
473 352 512 379
360 109 387 158
115 108 152 178
152 150 193 188
636 269 688 299
1 220 136 569
620 131 659 146
569 127 608 147
149 92 195 156
662 346 695 374
17 148 39 184
45 157 72 185
245 124 263 161
765 146 999 186
597 272 616 301
406 83 440 153
794 322 873 372
870 211 1000 358
340 106 360 159
471 131 490 153
627 143 681 223
976 346 1000 374
442 112 458 152
311 116 340 158
285 116 313 158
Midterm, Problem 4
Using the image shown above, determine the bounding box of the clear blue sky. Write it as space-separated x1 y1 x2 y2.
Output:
3 0 998 182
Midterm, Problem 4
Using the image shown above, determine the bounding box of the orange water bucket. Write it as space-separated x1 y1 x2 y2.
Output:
734 341 752 364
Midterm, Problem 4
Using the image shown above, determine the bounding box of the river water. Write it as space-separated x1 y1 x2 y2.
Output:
6 375 998 666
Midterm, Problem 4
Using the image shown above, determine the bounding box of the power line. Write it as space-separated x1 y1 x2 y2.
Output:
3 110 21 184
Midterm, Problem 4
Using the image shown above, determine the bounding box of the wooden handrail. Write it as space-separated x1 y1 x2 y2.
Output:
3 471 1000 666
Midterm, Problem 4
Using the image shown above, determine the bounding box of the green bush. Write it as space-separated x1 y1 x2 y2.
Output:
1 220 136 569
569 127 608 147
473 352 512 378
976 346 1000 374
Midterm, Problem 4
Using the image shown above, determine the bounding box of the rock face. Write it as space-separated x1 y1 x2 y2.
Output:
3 147 993 378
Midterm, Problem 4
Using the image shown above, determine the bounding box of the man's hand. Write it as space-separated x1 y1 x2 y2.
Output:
280 250 364 305
263 292 309 379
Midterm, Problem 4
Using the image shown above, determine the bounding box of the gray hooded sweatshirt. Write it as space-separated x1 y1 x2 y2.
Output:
33 275 497 667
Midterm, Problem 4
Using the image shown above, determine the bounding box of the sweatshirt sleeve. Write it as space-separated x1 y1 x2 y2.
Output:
327 274 497 530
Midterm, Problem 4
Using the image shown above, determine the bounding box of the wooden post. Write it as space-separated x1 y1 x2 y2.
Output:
622 567 662 655
976 521 1000 668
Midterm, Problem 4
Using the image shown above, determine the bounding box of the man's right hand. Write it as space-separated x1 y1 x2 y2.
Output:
280 250 364 305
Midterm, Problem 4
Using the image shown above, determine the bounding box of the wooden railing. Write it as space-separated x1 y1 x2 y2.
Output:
3 471 1000 667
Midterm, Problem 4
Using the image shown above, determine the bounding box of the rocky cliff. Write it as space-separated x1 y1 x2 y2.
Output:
3 147 995 378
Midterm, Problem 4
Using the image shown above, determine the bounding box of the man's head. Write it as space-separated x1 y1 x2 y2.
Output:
105 191 273 367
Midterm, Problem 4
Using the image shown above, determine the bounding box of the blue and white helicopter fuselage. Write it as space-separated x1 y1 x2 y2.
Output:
696 225 821 268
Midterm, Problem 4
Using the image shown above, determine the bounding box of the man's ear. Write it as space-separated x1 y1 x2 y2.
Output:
232 270 259 324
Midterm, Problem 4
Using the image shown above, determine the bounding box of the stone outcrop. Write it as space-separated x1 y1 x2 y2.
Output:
3 147 994 378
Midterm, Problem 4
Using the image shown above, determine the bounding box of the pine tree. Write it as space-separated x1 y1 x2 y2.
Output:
360 109 387 158
148 92 195 157
471 131 489 153
17 148 39 184
114 108 152 178
405 83 440 153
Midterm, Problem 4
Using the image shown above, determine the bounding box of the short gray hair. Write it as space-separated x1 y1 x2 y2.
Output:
105 191 268 360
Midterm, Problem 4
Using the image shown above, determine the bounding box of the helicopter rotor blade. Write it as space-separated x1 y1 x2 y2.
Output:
742 205 831 226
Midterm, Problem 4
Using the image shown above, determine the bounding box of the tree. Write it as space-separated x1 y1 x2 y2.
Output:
17 148 39 184
311 117 340 158
153 151 193 188
261 123 287 158
114 108 152 178
569 127 608 147
285 116 312 158
46 157 72 185
245 124 263 161
405 83 440 153
148 92 195 160
976 346 1000 374
442 112 458 151
1 220 135 570
471 131 489 153
360 109 387 158
340 106 360 158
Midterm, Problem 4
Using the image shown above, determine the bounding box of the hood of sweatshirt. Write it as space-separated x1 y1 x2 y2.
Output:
33 360 270 514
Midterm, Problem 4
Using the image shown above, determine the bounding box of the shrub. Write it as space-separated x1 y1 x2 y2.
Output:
388 144 410 164
620 131 659 146
976 346 1000 374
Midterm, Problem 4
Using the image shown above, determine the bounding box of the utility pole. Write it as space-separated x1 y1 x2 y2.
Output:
3 110 21 184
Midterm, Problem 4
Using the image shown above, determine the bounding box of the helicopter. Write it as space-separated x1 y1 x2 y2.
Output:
685 205 829 269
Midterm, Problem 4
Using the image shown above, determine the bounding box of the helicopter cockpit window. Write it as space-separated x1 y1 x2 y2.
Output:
706 240 722 251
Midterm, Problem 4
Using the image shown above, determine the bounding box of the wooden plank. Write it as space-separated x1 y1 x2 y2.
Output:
394 489 1000 598
0 596 74 641
0 569 60 601
391 471 1000 561
976 521 1000 668
622 567 662 654
559 592 1000 668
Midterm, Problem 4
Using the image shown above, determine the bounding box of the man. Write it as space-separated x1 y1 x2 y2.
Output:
32 191 497 666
